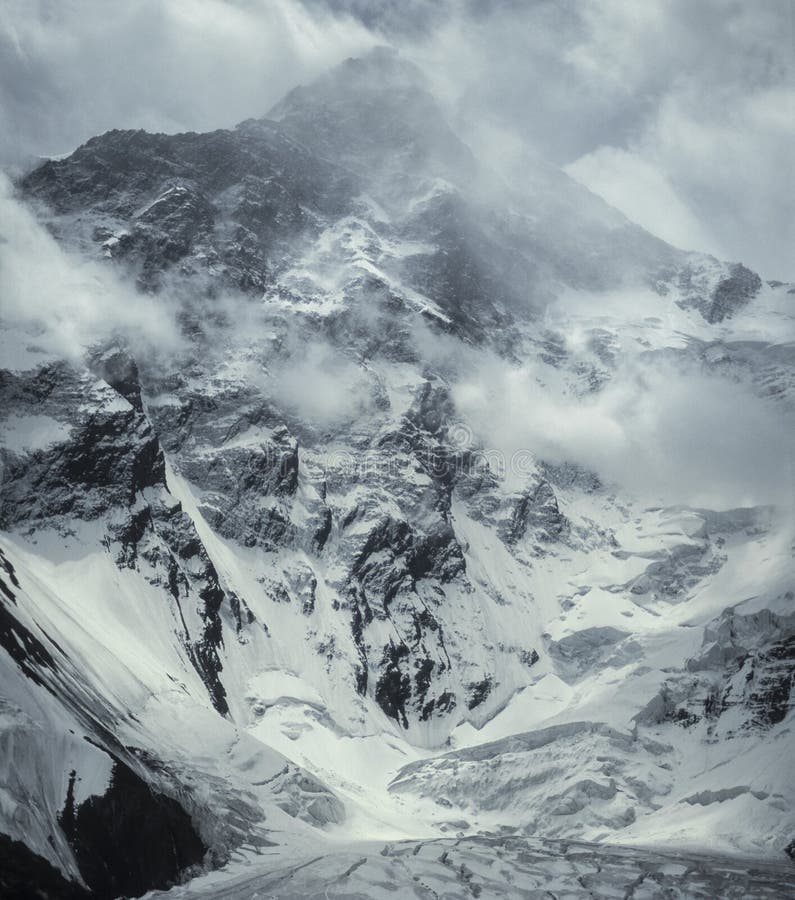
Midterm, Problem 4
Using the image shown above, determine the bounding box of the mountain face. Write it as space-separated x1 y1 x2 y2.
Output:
1 48 794 898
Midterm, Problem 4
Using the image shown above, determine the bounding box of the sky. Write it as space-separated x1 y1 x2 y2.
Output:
1 0 793 278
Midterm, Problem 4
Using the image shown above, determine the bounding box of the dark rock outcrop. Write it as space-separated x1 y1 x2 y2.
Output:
0 834 90 900
706 263 763 323
59 759 206 899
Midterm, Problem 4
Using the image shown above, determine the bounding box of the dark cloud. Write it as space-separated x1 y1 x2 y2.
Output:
1 0 792 276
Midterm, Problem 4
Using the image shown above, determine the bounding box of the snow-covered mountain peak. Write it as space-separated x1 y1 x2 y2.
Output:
1 49 793 900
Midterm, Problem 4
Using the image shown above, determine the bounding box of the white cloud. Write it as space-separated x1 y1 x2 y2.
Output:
0 0 374 167
268 340 377 428
564 147 725 258
453 350 792 510
0 174 183 362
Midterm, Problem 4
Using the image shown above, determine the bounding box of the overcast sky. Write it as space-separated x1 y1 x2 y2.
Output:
2 0 793 278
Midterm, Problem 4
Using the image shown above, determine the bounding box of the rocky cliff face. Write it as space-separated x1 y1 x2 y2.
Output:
1 48 793 896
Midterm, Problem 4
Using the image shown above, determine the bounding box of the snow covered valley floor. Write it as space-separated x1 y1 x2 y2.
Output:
147 836 795 899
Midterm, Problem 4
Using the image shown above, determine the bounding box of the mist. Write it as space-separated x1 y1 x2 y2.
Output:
2 1 793 278
452 349 793 510
0 0 374 168
0 174 184 364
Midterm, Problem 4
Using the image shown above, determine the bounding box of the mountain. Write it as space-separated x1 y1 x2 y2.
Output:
1 48 794 898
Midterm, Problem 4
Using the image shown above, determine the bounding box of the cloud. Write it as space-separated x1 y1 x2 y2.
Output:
2 0 792 277
564 148 726 258
452 349 793 510
268 339 379 429
0 0 373 168
554 0 795 278
0 174 183 362
401 0 794 277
